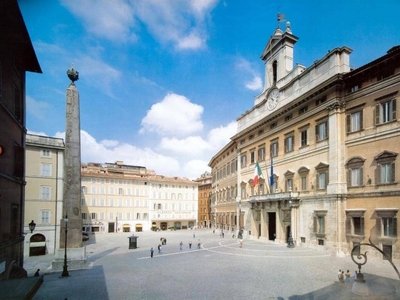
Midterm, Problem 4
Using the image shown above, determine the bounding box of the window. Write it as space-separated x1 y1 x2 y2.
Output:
313 211 327 237
346 110 363 133
299 106 308 115
376 209 398 240
375 98 396 125
346 157 365 187
375 151 397 185
315 163 329 190
298 166 309 191
91 199 96 206
81 198 86 206
300 128 308 147
41 149 51 158
316 120 328 141
240 154 247 168
301 175 307 191
350 85 360 92
272 60 277 84
383 218 397 237
284 114 292 122
118 188 124 195
41 210 50 224
284 170 294 192
82 213 87 220
284 134 294 153
100 212 104 220
40 186 51 200
100 199 105 206
270 140 278 157
91 213 97 220
250 150 255 164
109 199 114 206
315 97 326 106
41 163 52 177
258 147 265 161
82 186 87 194
346 211 365 237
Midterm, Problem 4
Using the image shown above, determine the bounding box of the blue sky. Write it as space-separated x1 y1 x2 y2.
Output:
19 0 400 179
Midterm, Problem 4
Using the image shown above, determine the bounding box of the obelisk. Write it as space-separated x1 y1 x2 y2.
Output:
53 65 86 271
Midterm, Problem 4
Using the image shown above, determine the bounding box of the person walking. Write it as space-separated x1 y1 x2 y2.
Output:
345 270 351 283
180 241 183 250
197 239 201 249
189 241 192 249
158 244 161 254
150 247 154 258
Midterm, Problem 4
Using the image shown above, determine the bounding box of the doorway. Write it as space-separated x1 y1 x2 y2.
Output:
268 212 276 240
108 222 115 233
258 223 262 238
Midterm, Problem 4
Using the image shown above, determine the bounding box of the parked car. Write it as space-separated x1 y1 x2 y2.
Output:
82 232 89 241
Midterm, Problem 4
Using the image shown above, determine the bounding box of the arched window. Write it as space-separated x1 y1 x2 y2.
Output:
272 60 278 84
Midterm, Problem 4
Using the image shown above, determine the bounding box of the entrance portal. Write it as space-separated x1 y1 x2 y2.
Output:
268 212 276 240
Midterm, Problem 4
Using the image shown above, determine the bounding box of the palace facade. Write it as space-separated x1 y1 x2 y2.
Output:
210 21 400 260
81 161 198 233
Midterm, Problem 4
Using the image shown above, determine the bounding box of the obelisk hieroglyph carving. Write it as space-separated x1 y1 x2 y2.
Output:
61 65 82 248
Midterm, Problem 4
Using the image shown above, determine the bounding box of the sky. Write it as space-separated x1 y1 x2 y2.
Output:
19 0 400 180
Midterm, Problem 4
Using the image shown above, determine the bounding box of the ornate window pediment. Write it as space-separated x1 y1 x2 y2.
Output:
298 166 310 174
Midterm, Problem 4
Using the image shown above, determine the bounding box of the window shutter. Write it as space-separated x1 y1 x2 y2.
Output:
376 218 381 237
277 142 279 155
391 162 396 183
326 171 329 188
360 217 365 236
284 138 287 152
376 164 381 185
392 99 396 121
346 114 351 133
360 167 364 186
313 216 318 233
375 103 380 125
325 122 329 138
360 110 364 130
346 218 351 235
315 125 319 141
347 169 351 186
393 218 397 237
316 173 320 189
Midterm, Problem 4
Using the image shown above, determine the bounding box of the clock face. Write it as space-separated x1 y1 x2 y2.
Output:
267 88 279 110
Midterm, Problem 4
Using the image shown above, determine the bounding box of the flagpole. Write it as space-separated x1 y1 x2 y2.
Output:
264 160 271 194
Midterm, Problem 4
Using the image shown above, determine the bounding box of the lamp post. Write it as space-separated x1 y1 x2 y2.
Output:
28 220 36 233
61 214 69 277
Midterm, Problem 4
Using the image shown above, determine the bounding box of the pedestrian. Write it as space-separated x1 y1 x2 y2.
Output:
189 241 192 249
239 240 243 248
164 238 167 245
345 270 351 283
34 269 40 276
337 269 342 280
193 233 195 238
158 244 161 254
338 271 344 283
197 239 201 249
150 247 154 258
180 241 183 250
353 270 358 281
222 232 224 238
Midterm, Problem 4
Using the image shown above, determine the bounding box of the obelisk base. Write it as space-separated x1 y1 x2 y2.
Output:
52 247 87 272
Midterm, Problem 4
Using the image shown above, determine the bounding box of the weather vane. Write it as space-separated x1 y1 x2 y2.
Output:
67 62 79 85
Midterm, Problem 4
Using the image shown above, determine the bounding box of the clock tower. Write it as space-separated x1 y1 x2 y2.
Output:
260 19 298 92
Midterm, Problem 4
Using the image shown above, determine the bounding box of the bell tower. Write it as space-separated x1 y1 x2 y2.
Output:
260 17 298 92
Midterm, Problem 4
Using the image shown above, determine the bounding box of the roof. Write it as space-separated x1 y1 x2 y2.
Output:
0 0 42 73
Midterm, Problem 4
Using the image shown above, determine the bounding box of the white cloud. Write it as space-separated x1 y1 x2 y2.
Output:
61 0 137 43
26 96 50 120
140 93 204 136
245 76 262 90
100 139 119 147
183 159 211 180
207 121 237 151
235 57 263 91
177 31 205 50
159 136 212 156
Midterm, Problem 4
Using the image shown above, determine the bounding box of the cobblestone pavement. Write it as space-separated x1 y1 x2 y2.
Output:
23 229 400 300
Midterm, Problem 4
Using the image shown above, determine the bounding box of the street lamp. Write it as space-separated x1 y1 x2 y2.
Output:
28 220 36 233
287 199 295 248
61 214 69 277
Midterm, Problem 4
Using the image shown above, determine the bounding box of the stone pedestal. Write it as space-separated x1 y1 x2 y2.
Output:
52 247 87 271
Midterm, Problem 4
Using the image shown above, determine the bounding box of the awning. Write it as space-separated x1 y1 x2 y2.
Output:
135 224 142 228
123 224 130 228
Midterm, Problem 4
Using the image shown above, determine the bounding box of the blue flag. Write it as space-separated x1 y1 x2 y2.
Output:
270 156 274 187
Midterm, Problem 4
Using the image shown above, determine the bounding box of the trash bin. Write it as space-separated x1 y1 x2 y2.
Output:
128 235 139 249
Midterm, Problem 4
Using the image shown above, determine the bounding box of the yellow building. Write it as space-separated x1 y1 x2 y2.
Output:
24 134 64 257
210 21 400 260
81 161 198 233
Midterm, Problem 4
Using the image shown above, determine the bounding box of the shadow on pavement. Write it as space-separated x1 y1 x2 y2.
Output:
33 265 108 300
289 273 400 299
87 247 119 263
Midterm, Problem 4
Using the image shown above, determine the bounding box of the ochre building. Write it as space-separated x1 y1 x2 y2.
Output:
209 20 400 260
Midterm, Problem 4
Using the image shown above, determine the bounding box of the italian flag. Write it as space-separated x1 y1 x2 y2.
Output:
253 162 263 187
